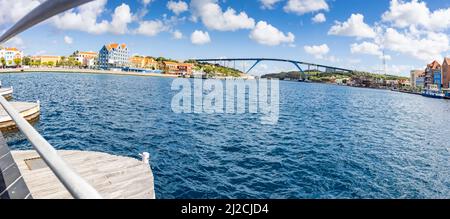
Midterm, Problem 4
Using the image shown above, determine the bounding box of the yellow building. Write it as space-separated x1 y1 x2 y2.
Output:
129 56 158 69
30 56 61 66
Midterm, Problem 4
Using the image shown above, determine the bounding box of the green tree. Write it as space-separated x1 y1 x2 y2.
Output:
14 58 21 67
47 61 54 67
22 56 31 66
0 58 5 68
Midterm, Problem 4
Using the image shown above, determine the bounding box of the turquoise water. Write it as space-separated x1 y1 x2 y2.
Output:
2 72 450 198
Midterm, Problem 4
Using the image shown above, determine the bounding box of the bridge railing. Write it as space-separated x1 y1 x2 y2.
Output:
0 0 102 199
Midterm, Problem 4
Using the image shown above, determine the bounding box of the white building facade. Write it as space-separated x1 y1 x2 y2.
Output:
98 43 129 70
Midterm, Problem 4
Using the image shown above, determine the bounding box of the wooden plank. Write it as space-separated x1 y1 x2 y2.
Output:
11 150 155 199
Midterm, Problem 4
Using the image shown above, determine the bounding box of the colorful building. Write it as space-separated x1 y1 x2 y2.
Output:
410 70 425 87
0 47 23 67
73 51 98 68
162 61 194 75
424 60 441 90
98 43 129 69
177 63 194 75
442 57 450 89
129 56 158 69
30 55 61 66
162 61 179 75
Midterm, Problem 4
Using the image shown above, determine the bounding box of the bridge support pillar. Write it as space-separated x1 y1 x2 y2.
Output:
246 60 261 74
291 62 307 80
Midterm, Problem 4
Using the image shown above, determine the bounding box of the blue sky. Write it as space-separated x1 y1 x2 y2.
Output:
1 0 450 76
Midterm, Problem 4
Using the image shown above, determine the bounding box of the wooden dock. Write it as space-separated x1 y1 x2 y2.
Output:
11 150 155 199
0 101 40 131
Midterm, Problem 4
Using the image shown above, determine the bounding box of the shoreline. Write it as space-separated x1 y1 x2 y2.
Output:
0 67 180 78
0 67 254 80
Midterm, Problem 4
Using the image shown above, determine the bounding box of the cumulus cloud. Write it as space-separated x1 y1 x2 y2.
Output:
64 35 73 44
167 1 189 15
304 44 329 59
0 0 43 25
312 13 326 23
249 21 295 46
381 28 449 61
135 20 166 36
328 13 376 38
259 0 282 9
52 1 133 35
191 30 211 45
190 0 255 31
173 30 183 39
382 0 450 31
284 0 329 15
350 41 382 56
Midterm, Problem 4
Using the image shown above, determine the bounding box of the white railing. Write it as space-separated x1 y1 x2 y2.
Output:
0 0 101 199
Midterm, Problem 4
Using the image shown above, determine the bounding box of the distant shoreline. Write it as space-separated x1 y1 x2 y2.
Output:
0 67 179 78
0 67 253 80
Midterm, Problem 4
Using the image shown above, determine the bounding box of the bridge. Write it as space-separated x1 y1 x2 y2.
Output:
193 58 355 77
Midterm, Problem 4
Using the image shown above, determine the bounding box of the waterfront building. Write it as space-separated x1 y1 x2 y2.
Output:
129 56 159 69
177 63 194 75
424 60 441 89
73 51 98 68
30 55 61 66
162 61 180 75
162 61 194 75
416 76 425 89
0 47 23 67
442 57 450 89
410 70 425 87
98 43 129 70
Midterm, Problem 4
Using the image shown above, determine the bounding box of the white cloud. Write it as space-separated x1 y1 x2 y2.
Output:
259 0 282 9
191 30 211 45
350 41 382 56
304 44 329 59
284 0 329 15
312 13 326 23
328 13 376 38
52 1 133 35
109 4 133 34
381 27 449 61
4 36 25 49
64 36 73 44
249 21 295 46
0 0 43 25
167 1 189 15
142 0 153 6
173 30 183 39
190 0 255 31
382 0 450 31
135 20 166 36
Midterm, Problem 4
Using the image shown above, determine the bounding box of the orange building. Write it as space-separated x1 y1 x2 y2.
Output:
162 61 180 75
162 61 194 75
442 57 450 89
177 63 194 75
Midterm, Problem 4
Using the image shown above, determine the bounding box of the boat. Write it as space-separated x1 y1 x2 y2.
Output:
0 87 13 100
422 90 445 99
0 101 40 131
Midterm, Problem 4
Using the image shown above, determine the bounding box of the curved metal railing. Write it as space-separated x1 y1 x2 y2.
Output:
0 0 101 199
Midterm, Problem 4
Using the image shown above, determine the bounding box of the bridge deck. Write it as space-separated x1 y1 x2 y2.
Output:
11 150 155 199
